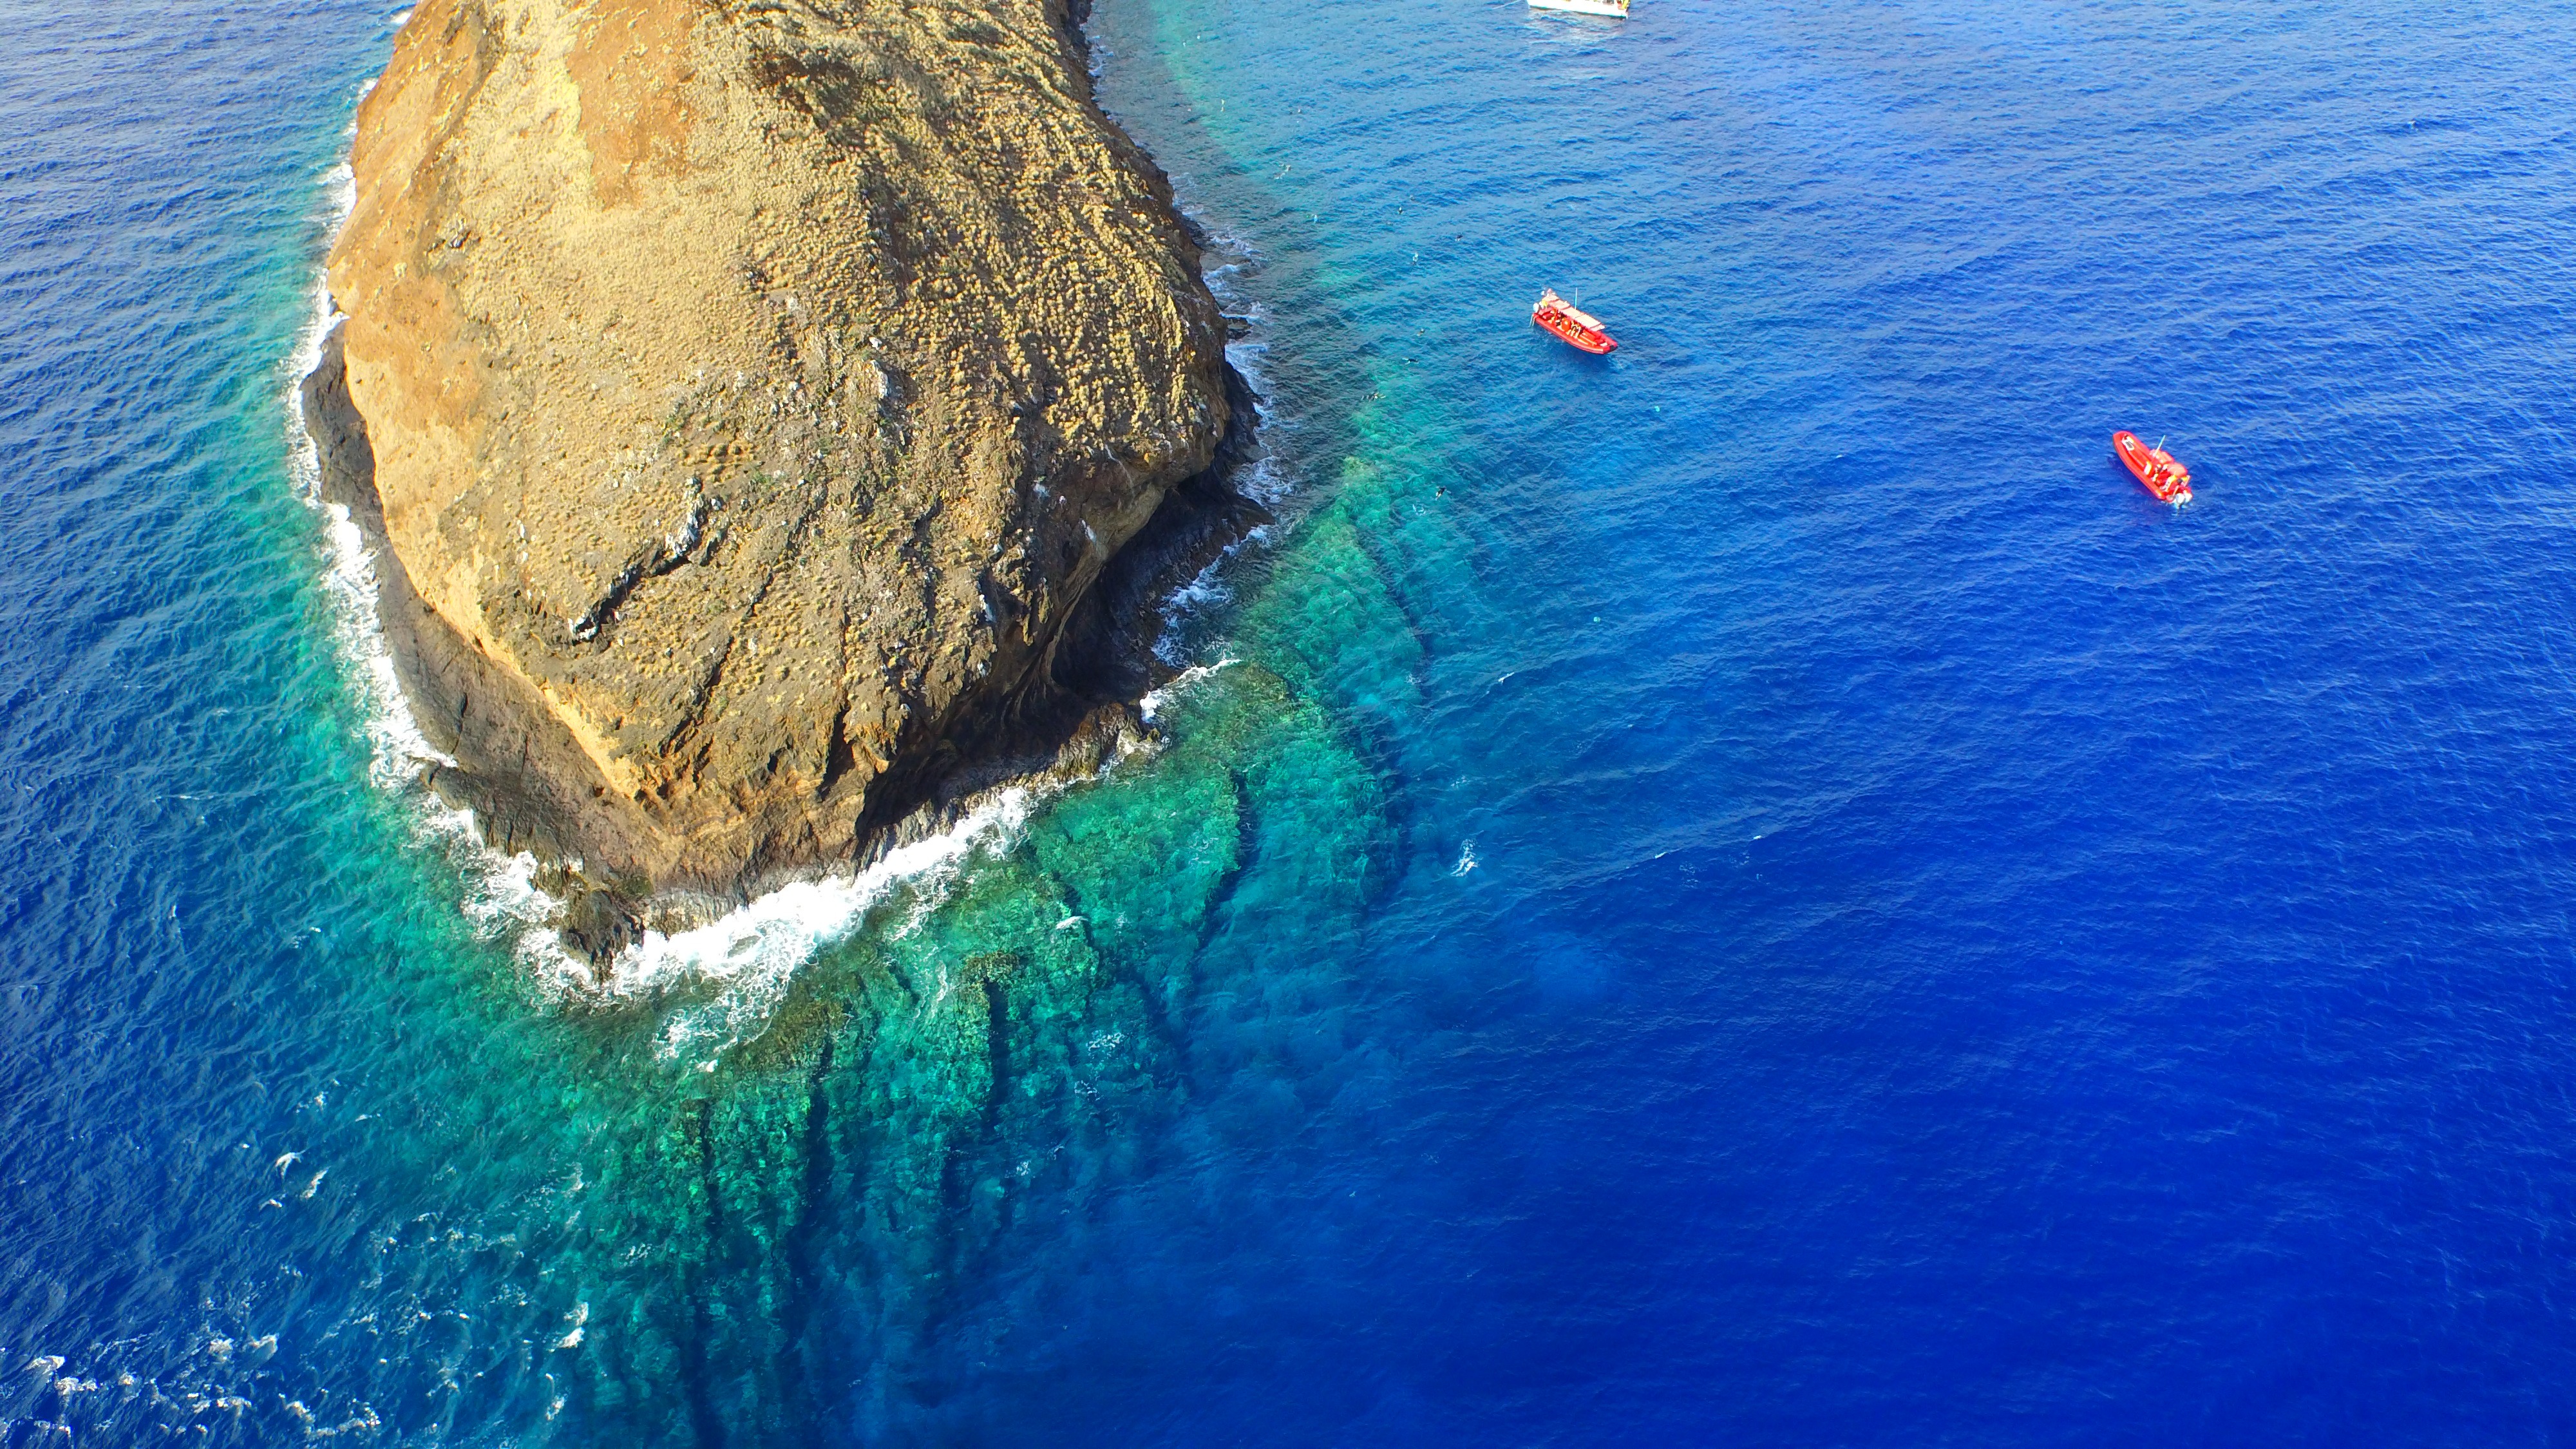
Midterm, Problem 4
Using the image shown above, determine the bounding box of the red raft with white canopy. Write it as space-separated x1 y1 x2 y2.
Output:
1534 289 1618 354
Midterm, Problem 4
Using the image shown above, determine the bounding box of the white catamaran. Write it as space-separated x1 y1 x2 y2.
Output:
1528 0 1629 16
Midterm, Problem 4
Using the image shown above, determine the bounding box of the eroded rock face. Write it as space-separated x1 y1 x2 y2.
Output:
327 0 1230 898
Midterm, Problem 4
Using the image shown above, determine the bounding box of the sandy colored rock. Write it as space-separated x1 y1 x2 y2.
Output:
325 0 1231 898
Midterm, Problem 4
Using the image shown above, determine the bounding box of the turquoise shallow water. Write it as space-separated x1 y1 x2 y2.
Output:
13 0 2576 1441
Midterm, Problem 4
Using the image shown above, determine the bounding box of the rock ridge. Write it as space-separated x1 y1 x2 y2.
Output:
315 0 1253 951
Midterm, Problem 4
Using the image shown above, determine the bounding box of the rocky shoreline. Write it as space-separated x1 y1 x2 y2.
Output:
307 0 1263 957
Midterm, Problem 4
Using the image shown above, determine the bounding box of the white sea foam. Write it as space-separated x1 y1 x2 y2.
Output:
1153 260 1295 655
1145 202 1309 665
594 788 1040 1061
1141 658 1240 724
317 504 456 781
553 1302 587 1351
1154 556 1236 666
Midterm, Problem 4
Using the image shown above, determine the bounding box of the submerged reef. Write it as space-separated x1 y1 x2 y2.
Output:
314 0 1249 945
555 426 1444 1441
561 662 1391 1438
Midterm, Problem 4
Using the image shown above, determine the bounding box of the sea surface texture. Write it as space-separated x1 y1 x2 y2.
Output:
7 0 2576 1443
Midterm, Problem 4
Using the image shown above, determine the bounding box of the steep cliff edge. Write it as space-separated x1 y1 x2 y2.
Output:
319 0 1238 932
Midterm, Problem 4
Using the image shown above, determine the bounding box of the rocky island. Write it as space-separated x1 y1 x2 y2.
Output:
303 0 1247 952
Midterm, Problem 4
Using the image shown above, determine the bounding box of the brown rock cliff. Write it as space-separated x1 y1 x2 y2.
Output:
320 0 1235 920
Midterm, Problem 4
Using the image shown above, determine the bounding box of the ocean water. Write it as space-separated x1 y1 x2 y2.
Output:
9 0 2576 1441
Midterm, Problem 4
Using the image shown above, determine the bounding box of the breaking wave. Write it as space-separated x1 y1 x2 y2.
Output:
573 788 1043 1063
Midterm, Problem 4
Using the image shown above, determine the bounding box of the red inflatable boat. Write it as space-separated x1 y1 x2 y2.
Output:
2114 431 2192 504
1534 289 1617 354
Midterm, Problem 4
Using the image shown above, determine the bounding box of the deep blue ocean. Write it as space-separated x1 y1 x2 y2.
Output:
10 0 2576 1441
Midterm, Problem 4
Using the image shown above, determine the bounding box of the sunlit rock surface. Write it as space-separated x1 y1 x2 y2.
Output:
322 0 1231 910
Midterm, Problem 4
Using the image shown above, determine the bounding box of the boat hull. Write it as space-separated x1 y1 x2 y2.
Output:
1528 0 1629 17
1535 290 1618 354
2113 430 2192 504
